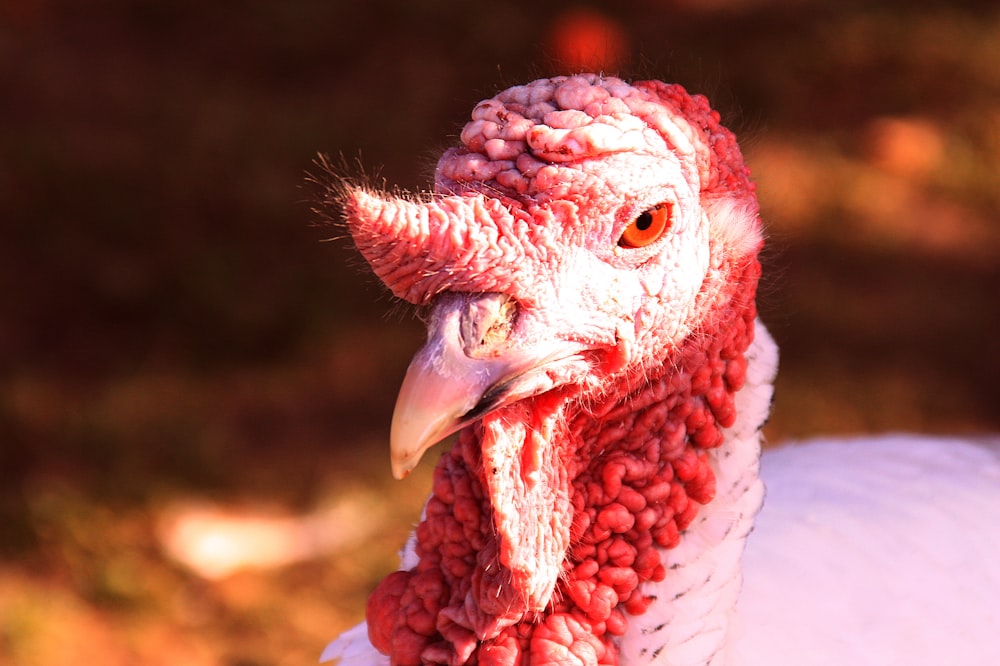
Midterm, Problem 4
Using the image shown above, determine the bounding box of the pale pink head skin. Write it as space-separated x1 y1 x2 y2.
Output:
338 74 763 665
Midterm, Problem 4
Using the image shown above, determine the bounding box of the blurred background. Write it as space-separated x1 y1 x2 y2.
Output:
1 1 998 664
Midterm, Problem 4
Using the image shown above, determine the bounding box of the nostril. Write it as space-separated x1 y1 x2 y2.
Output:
460 293 518 359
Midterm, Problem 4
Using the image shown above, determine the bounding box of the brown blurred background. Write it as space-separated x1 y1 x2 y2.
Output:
1 1 998 664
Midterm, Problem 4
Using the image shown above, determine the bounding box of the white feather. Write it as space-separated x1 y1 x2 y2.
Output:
731 434 1000 665
320 622 387 666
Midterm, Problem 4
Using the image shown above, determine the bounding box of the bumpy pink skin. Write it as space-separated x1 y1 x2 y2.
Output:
344 75 756 306
344 75 763 665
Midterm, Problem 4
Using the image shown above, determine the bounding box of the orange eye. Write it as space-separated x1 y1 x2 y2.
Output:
618 203 672 248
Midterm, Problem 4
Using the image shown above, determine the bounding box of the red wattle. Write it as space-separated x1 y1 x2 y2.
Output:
366 258 760 665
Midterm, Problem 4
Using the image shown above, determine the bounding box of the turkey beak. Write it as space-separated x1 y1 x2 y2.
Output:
390 293 517 479
390 292 570 479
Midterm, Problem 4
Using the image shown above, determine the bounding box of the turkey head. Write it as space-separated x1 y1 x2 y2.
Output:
336 74 764 665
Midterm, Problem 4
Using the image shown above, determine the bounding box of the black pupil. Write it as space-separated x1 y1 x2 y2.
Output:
635 211 653 231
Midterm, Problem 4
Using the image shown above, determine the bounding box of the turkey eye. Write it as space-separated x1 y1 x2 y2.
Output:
618 203 672 248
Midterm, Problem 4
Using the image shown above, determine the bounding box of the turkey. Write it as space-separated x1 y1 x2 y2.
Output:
318 74 1000 665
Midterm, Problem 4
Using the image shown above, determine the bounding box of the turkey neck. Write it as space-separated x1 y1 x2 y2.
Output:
572 261 775 665
616 321 777 665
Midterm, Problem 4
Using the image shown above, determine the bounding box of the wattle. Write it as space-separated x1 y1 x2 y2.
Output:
365 259 759 665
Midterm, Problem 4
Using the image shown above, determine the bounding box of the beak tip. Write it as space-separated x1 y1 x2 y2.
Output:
391 459 415 480
389 419 434 480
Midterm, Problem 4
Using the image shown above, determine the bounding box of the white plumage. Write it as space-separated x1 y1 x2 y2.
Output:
733 433 1000 665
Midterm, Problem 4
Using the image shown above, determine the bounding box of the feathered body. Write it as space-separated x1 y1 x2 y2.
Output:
319 74 1000 665
734 434 1000 665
